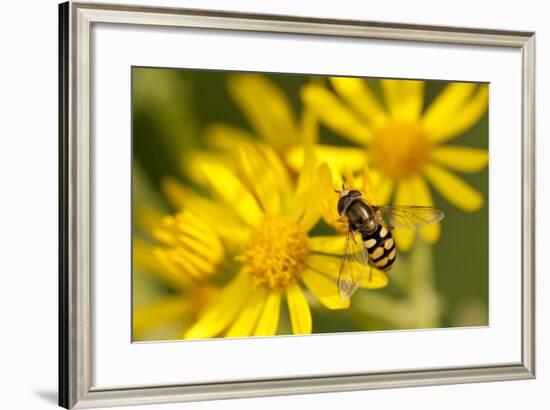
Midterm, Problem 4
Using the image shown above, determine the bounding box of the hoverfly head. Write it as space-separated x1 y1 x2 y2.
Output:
336 189 362 216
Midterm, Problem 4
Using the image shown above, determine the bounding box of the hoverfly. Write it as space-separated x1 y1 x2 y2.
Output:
335 186 445 301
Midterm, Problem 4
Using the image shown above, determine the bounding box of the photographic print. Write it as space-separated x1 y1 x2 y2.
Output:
132 67 489 342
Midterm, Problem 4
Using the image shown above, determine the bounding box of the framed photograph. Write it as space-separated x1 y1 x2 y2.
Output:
59 1 535 408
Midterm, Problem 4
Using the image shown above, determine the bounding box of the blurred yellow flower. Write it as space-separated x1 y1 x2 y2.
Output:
179 144 388 339
188 74 316 173
152 209 225 284
298 78 489 251
132 239 220 341
132 164 227 340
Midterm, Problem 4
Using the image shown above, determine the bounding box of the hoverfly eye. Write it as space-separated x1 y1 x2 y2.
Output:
349 190 362 198
337 197 348 216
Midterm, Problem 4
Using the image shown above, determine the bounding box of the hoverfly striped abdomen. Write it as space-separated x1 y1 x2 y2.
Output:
362 224 396 272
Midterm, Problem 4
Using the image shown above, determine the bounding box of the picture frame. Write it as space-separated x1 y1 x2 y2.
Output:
59 1 535 408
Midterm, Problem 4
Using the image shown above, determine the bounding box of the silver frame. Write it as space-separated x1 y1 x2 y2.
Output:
59 1 536 408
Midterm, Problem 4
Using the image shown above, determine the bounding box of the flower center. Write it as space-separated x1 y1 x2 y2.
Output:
371 121 431 179
240 216 309 290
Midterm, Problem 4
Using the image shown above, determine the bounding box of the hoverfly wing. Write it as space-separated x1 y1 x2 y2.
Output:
372 205 445 230
338 227 371 301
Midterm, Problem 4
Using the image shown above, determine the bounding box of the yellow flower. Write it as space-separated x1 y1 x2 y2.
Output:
180 144 388 339
152 209 225 283
298 78 489 251
132 165 225 341
187 74 316 175
132 236 221 341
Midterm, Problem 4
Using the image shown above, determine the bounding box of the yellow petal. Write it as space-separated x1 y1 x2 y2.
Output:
422 82 476 138
317 161 335 198
431 145 488 173
133 296 188 335
361 163 378 205
185 270 250 339
301 84 372 145
173 213 214 242
298 160 325 233
404 176 441 243
430 85 489 142
287 284 312 334
183 151 233 186
424 163 484 212
371 171 394 205
393 181 415 251
199 161 263 227
226 286 268 338
315 163 349 234
287 144 313 220
286 144 366 174
289 144 320 230
169 245 212 275
152 227 178 247
150 248 196 287
254 291 281 336
163 210 224 260
204 123 254 151
294 143 316 201
300 108 319 144
302 269 349 309
308 236 346 255
330 77 388 128
160 176 198 209
340 166 357 189
307 254 388 289
306 254 342 276
133 240 191 290
359 270 389 289
161 244 214 279
238 144 280 214
153 247 209 281
161 178 250 246
228 74 298 150
255 143 292 201
392 229 414 253
380 79 424 121
153 220 224 280
298 190 322 233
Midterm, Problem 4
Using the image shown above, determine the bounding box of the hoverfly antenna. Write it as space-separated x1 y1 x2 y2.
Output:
334 189 341 194
341 183 346 191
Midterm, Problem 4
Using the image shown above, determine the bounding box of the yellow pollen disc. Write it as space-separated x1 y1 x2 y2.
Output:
240 216 309 290
371 121 431 179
